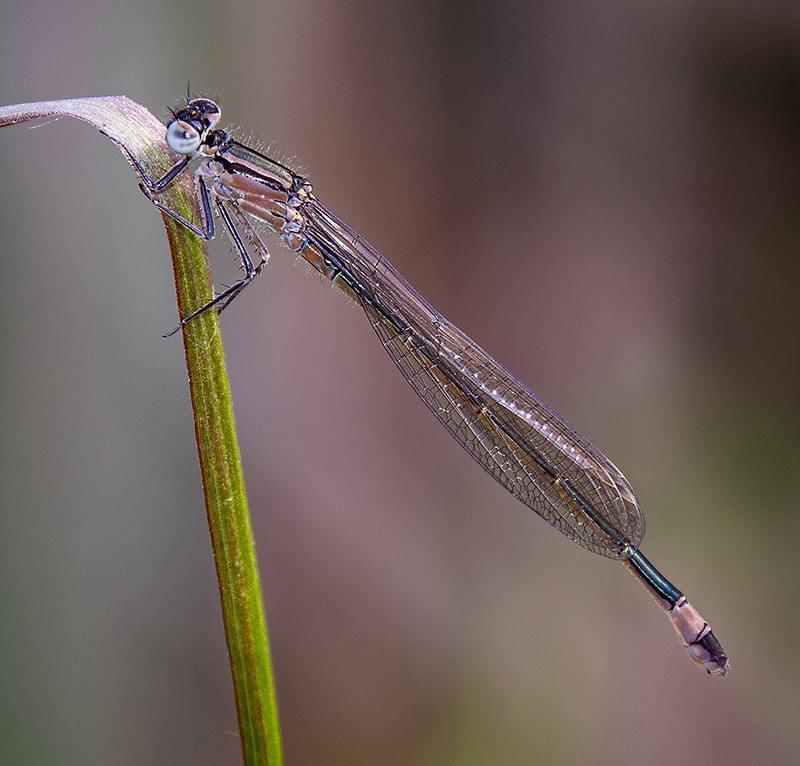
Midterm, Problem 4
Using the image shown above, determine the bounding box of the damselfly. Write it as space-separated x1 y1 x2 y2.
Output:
137 97 729 676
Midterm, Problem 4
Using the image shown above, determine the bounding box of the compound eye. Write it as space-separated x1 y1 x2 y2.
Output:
166 120 201 155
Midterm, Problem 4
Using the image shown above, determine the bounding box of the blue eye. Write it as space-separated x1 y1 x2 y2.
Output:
166 120 200 155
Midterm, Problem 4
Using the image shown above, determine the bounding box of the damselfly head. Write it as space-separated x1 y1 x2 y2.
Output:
165 98 222 156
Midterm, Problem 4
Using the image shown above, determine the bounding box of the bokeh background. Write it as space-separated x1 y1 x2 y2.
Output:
1 2 798 764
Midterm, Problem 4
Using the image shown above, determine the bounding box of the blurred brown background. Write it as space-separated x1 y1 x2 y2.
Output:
1 1 798 764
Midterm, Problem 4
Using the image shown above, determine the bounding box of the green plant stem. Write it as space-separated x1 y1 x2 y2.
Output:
159 141 283 766
1 97 282 765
